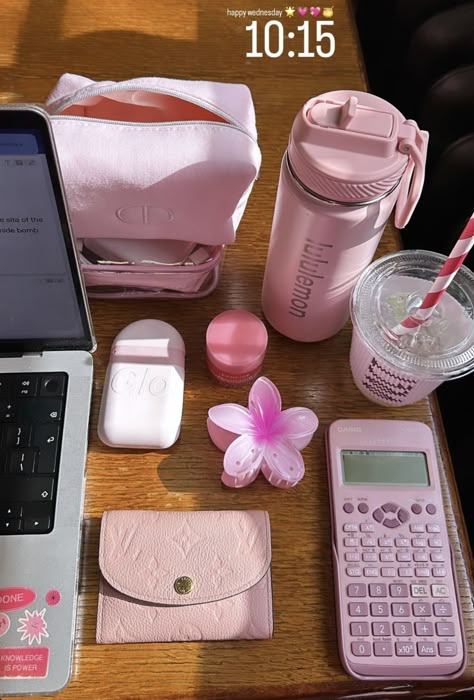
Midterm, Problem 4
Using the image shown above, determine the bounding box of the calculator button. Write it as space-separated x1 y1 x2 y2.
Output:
343 502 354 514
414 552 428 562
413 603 432 616
344 538 359 547
427 524 441 533
431 584 449 597
349 603 368 616
392 603 410 617
383 518 399 528
426 504 437 515
396 642 415 656
364 568 378 577
395 538 409 547
431 552 445 562
411 503 422 515
344 523 358 532
379 538 393 547
346 567 362 577
417 642 436 656
358 502 369 514
434 603 452 617
429 538 442 548
380 552 395 562
374 641 393 656
411 538 427 548
370 603 389 617
398 508 409 524
382 502 398 513
361 538 376 547
345 552 360 562
351 642 371 656
350 622 369 636
390 584 408 597
415 568 430 578
360 523 374 532
411 584 429 597
415 622 433 636
373 508 384 523
439 642 457 657
410 524 425 533
369 583 387 597
372 621 389 635
396 552 411 562
432 567 446 577
362 553 377 562
436 622 454 636
398 568 413 577
381 568 397 577
347 583 367 597
393 622 412 636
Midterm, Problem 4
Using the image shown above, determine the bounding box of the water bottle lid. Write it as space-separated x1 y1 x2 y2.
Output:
288 90 428 227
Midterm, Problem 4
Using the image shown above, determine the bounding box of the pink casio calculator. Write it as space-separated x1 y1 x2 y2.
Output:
326 419 466 680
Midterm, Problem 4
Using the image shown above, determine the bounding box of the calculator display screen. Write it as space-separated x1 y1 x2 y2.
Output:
341 450 430 486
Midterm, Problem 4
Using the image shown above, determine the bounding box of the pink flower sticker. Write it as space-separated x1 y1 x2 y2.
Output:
45 590 61 606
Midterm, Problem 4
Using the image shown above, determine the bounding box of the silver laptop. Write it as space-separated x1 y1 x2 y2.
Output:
0 105 95 695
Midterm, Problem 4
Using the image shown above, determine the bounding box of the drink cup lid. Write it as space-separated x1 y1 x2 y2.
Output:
350 250 474 380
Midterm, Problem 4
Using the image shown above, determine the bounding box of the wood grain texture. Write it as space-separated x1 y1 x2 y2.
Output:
1 1 474 698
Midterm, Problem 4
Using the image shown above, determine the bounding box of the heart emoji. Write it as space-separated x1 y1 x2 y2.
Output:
310 6 321 16
297 6 308 15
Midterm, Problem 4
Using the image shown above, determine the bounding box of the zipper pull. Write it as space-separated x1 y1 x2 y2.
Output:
394 120 429 228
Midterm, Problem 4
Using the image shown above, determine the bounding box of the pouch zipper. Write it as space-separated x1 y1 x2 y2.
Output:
50 84 257 143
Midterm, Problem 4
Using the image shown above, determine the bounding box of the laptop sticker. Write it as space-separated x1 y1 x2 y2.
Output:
0 647 49 678
45 589 61 606
0 613 10 637
0 587 36 612
17 608 49 645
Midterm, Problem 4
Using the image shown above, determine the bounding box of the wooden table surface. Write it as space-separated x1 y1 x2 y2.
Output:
2 1 474 698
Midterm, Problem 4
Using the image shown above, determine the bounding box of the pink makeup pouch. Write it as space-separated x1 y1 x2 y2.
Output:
44 73 262 298
96 510 273 643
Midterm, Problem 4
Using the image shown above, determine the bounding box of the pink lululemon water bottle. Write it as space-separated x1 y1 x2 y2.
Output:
261 90 429 342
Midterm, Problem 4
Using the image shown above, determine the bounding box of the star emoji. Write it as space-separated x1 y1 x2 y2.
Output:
285 6 296 17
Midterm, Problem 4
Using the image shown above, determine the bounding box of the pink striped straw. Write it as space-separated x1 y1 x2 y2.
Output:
390 213 474 338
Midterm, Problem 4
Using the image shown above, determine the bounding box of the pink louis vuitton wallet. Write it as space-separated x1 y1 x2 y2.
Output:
96 510 273 643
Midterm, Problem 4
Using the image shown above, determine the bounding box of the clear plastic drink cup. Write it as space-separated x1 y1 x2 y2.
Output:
350 250 474 406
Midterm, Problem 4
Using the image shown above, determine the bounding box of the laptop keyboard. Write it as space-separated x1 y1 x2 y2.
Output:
0 372 68 535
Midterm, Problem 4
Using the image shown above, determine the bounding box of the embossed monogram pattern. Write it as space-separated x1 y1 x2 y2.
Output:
96 510 273 644
171 518 202 558
362 357 416 404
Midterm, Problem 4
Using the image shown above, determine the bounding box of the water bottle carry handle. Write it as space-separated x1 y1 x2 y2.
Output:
395 122 429 229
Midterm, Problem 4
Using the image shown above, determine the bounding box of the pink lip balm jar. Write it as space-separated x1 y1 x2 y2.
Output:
206 310 268 386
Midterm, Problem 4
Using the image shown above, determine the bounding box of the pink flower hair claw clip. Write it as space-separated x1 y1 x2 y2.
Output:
207 377 318 488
